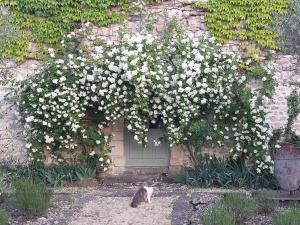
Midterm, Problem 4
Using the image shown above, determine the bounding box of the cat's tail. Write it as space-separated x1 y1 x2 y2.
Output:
130 201 138 208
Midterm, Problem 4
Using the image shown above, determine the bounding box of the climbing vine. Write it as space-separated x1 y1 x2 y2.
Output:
202 0 291 62
0 0 135 61
0 10 28 61
16 21 275 174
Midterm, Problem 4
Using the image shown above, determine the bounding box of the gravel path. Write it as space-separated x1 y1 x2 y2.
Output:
6 182 250 225
68 196 176 225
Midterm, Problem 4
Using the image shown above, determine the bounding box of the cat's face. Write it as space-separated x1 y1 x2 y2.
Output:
143 180 153 187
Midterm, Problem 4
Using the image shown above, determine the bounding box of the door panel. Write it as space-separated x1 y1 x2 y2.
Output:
125 128 170 167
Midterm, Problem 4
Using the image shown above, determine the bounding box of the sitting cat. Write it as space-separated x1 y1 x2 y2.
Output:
130 181 154 208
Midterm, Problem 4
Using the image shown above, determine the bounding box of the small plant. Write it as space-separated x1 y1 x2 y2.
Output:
14 179 52 216
75 166 96 181
0 163 100 187
274 89 300 148
177 157 278 189
272 208 300 225
0 210 8 225
284 89 300 145
202 208 235 225
221 193 256 224
252 190 277 214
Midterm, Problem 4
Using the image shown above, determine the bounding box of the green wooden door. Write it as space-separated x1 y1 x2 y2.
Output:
124 128 170 167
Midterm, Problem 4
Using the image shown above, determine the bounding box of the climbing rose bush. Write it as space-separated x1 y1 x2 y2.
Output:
17 23 274 174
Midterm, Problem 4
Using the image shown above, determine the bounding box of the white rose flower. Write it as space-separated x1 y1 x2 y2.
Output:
86 75 94 81
25 143 32 148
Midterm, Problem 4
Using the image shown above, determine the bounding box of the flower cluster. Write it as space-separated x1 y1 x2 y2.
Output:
17 23 275 174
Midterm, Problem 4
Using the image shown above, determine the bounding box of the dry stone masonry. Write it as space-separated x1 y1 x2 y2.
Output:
0 0 299 168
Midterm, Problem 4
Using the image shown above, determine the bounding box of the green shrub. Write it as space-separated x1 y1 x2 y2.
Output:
252 190 277 214
221 193 256 223
202 208 235 225
272 209 300 225
0 163 96 187
0 210 8 225
14 179 52 216
75 167 96 181
176 157 278 189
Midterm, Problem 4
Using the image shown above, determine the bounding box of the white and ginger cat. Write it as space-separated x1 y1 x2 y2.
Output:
130 181 154 208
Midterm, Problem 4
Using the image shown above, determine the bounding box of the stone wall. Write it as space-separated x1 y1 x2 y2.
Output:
0 0 299 170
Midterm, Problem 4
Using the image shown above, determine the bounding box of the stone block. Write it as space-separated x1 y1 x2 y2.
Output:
111 156 125 167
110 140 124 157
111 131 124 141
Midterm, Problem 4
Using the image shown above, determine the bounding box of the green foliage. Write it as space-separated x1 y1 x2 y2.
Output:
205 0 291 61
186 120 211 166
202 208 235 225
1 163 96 187
273 89 300 148
284 89 300 142
14 179 52 216
0 0 134 61
272 208 300 225
221 193 256 223
194 1 208 9
245 65 277 98
277 0 300 56
16 20 275 174
252 190 277 214
0 210 8 225
0 10 28 61
178 157 277 189
189 120 211 152
75 166 96 181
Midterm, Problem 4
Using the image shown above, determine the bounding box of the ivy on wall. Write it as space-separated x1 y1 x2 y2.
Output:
202 0 291 61
0 0 134 61
0 11 29 61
